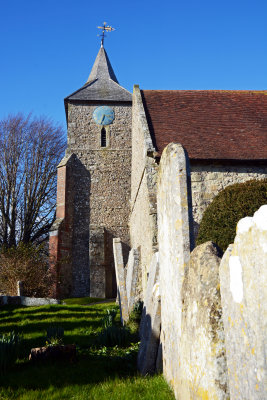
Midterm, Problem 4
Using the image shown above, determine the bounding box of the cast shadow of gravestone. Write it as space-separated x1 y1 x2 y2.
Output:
137 252 162 375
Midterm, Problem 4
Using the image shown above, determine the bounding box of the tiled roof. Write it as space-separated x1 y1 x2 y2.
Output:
141 90 267 160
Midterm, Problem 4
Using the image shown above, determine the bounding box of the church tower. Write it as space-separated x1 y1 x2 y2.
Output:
49 37 132 298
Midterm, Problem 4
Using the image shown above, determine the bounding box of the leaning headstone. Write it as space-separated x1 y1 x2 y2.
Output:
113 238 129 323
157 143 194 397
137 282 161 375
125 248 140 313
220 205 267 400
178 241 229 399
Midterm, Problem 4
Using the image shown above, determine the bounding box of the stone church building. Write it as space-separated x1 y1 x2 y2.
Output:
49 43 267 299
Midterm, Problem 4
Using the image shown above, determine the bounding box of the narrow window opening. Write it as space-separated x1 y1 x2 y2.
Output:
101 127 107 147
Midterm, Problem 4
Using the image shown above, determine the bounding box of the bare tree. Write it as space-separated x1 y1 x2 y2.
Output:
0 114 66 247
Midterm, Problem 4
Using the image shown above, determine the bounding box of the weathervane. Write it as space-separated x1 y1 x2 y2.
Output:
97 22 115 47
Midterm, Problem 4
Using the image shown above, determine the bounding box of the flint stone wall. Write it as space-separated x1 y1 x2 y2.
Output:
157 143 194 397
130 86 158 298
220 205 267 399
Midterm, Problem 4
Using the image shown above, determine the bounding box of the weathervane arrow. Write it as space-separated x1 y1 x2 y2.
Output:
97 22 115 47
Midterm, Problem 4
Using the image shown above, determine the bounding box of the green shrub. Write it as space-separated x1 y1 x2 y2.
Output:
0 331 21 375
102 308 117 329
196 179 267 252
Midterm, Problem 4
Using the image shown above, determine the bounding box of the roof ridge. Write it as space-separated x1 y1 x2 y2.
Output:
142 89 267 93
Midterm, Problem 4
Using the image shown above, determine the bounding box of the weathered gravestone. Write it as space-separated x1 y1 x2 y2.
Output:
138 252 161 374
157 143 194 398
113 238 129 323
17 281 24 296
179 241 229 399
220 205 267 400
125 247 140 313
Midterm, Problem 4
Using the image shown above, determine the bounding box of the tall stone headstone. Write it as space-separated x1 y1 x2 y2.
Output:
220 205 267 400
17 281 24 296
179 241 229 399
113 238 129 323
125 248 140 312
157 143 194 398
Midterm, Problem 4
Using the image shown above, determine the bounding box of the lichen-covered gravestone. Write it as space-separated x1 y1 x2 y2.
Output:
157 143 194 397
125 248 140 312
179 241 229 399
220 205 267 400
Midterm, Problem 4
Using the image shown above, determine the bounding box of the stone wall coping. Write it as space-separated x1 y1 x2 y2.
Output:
0 296 60 307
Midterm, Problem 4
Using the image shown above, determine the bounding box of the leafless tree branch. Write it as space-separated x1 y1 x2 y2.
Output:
0 114 66 247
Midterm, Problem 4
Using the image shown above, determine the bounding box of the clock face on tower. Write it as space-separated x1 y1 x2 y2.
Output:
93 106 115 125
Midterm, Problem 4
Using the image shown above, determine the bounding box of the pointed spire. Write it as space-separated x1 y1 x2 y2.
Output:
65 44 131 103
87 46 119 84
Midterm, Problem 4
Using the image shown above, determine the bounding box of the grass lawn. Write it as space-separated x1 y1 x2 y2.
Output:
0 301 174 399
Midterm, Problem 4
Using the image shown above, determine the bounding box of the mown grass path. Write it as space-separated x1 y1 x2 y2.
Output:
0 302 174 399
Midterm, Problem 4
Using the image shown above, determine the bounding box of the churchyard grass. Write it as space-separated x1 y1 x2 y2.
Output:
63 297 112 305
0 302 174 399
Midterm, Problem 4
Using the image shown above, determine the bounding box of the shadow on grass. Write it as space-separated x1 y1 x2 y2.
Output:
0 352 139 390
0 312 103 325
0 303 142 393
0 304 115 314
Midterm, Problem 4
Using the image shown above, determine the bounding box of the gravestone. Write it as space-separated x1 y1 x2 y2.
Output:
157 143 194 397
220 205 267 400
125 248 140 312
179 241 229 399
113 238 129 323
17 281 24 296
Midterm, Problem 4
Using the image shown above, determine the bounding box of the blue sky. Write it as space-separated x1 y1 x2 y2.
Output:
0 0 266 130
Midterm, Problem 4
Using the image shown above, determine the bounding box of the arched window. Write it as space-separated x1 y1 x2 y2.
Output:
101 127 107 147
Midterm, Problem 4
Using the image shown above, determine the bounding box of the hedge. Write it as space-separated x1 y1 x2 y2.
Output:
196 179 267 252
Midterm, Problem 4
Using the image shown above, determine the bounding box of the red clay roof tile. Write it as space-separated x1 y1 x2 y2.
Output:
141 90 267 160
